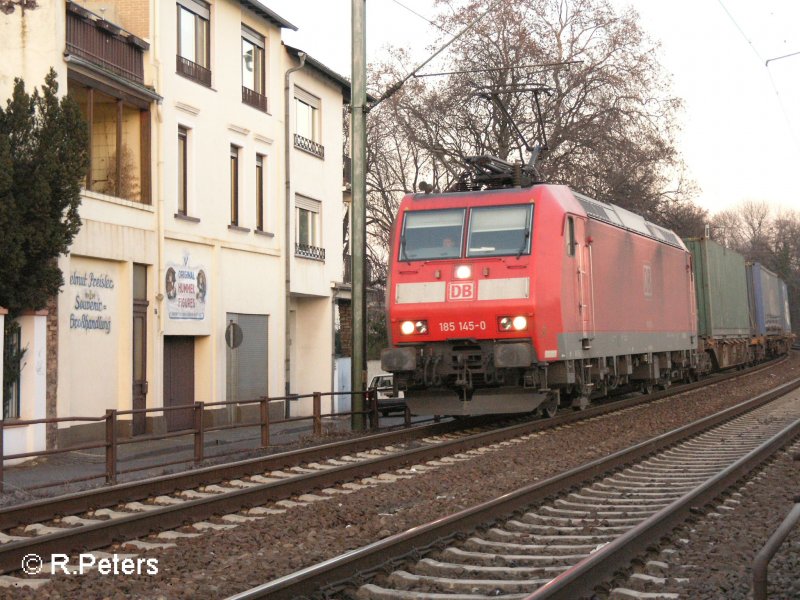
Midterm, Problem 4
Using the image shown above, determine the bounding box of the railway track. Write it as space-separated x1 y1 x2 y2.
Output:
227 377 800 599
0 359 787 588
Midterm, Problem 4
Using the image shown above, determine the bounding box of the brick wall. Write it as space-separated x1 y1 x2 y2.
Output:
75 0 149 40
338 299 352 357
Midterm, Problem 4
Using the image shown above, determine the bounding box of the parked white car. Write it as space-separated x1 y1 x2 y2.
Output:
368 374 406 416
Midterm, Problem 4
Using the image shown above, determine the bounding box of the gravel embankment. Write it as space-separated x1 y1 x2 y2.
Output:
9 354 800 599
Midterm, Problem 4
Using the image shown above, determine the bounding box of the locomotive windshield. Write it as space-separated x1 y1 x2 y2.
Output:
467 204 533 257
400 209 465 260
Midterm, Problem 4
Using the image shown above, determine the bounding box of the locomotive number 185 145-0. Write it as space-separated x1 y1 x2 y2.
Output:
439 320 487 333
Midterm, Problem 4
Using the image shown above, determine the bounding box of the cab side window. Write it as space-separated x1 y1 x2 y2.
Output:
566 216 576 256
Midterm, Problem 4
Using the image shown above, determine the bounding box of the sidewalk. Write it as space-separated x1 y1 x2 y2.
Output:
0 415 368 503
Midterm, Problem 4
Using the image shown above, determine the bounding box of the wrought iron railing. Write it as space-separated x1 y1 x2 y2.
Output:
295 243 326 261
177 55 212 87
66 9 145 83
294 134 325 159
242 86 268 112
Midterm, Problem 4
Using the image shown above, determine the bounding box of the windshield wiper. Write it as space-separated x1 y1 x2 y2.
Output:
516 230 530 259
400 233 410 263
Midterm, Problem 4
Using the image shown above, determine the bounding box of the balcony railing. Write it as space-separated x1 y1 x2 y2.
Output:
177 55 212 87
295 243 326 261
294 134 325 159
66 8 145 83
242 86 268 112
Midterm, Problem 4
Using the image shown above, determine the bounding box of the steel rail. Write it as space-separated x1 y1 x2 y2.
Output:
528 404 800 598
1 357 781 533
225 377 800 600
0 359 786 576
0 418 476 531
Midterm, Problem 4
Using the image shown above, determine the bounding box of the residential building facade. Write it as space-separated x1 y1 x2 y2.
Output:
0 0 349 452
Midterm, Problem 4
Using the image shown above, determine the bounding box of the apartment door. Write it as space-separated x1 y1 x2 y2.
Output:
132 264 148 435
132 300 149 434
163 336 194 431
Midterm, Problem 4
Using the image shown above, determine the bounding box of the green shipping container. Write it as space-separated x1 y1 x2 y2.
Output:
684 238 751 338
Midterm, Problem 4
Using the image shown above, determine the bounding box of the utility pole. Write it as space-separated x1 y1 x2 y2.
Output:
351 0 367 431
348 0 499 431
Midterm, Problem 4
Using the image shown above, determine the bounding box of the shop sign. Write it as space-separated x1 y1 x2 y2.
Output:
69 271 114 334
166 256 208 320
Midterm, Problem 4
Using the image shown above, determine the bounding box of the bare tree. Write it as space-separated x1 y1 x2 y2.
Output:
365 0 705 263
711 201 800 333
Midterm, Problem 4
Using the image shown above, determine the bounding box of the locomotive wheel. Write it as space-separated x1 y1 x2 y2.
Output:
571 395 590 411
641 382 655 395
541 391 559 418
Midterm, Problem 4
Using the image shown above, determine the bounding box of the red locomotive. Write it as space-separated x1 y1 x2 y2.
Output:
381 163 699 416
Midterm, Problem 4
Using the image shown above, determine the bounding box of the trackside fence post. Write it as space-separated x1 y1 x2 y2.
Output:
369 389 378 429
105 409 117 485
752 497 800 600
313 392 321 436
260 397 270 447
194 402 204 464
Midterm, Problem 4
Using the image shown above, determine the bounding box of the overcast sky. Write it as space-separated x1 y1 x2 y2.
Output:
264 0 800 216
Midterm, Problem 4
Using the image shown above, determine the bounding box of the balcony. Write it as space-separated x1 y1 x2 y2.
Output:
242 86 268 112
177 56 212 87
294 134 325 159
295 243 325 261
66 5 146 84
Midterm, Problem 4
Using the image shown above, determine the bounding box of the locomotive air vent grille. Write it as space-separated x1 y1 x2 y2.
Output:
573 192 683 250
576 197 613 223
648 224 682 247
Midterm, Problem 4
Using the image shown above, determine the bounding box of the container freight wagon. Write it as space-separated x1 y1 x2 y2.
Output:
746 262 793 358
382 184 697 416
684 237 754 370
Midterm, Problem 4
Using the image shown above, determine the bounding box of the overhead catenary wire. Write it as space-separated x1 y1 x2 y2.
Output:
414 60 581 78
370 0 506 108
716 0 800 155
389 0 454 35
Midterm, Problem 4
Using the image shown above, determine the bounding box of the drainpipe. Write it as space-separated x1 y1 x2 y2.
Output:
152 0 165 383
284 51 306 400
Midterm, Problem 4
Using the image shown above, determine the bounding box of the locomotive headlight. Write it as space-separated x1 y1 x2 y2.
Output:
454 265 472 279
512 316 527 331
498 315 527 331
400 320 428 335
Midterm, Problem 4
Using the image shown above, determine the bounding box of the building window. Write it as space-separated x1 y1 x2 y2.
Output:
230 145 240 226
295 196 324 260
241 25 267 111
69 82 151 203
3 323 21 420
177 0 211 86
177 127 188 215
255 154 265 231
294 88 324 158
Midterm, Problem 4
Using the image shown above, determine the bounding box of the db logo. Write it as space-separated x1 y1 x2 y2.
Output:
448 281 475 301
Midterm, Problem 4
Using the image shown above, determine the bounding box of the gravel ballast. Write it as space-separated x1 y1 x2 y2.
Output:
6 355 799 599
